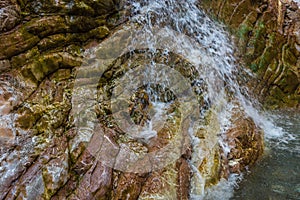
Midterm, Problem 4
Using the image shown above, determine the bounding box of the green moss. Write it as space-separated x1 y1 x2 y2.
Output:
237 24 252 40
38 34 67 51
66 45 83 57
268 32 277 45
278 70 299 94
11 47 40 69
244 21 267 61
270 86 286 100
250 63 258 72
283 95 298 107
257 21 265 29
51 69 72 81
282 45 298 66
257 47 276 75
68 1 95 16
89 26 110 39
266 60 280 85
0 27 40 59
205 148 221 187
16 108 43 129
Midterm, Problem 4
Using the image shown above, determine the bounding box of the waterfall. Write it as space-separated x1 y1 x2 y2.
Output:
71 0 297 199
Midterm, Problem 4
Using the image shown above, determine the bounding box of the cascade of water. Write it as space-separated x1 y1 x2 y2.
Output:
125 0 236 186
119 0 295 199
109 0 246 198
72 0 295 199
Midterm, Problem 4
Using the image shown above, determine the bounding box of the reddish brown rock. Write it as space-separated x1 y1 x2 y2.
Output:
225 108 264 173
0 0 140 199
0 0 21 33
112 172 146 200
0 127 14 141
69 161 113 200
176 158 192 200
0 0 269 199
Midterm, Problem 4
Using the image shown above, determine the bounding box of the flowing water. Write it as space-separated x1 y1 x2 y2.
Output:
124 1 299 199
232 110 300 200
73 0 299 199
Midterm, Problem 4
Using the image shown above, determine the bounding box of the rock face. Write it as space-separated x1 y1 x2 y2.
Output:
200 0 300 108
0 0 21 33
225 106 264 174
0 0 122 199
0 0 265 199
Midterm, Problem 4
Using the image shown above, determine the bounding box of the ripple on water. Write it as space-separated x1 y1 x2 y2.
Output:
232 110 300 200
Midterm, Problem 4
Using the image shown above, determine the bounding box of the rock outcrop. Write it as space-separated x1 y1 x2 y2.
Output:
200 0 300 108
0 0 265 199
0 0 122 199
0 0 21 33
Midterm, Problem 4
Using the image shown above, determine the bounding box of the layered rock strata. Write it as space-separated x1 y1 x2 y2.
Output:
200 0 300 108
0 0 265 199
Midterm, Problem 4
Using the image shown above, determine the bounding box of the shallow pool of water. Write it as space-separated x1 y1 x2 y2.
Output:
232 110 300 200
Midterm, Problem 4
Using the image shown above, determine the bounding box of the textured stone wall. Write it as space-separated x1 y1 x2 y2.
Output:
0 0 122 199
200 0 300 108
0 1 265 199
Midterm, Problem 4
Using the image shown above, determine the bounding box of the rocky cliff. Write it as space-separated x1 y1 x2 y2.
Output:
0 0 268 199
0 0 122 199
200 0 300 108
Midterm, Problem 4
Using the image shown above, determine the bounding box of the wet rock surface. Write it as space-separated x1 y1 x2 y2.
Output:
200 0 300 108
0 0 122 199
0 0 267 199
225 105 264 174
0 0 21 33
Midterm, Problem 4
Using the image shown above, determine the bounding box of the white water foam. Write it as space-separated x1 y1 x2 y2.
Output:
124 0 295 198
106 0 296 198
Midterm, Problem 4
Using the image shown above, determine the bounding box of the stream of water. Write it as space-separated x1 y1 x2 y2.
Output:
73 0 299 199
122 1 300 199
232 110 300 200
